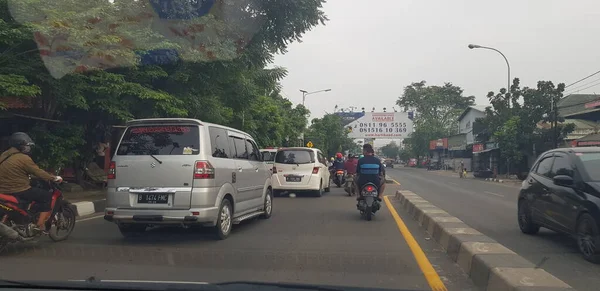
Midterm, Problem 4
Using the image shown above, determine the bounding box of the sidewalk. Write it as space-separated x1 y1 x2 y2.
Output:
63 189 106 217
426 169 523 186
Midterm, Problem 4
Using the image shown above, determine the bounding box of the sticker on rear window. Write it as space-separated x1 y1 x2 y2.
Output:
130 126 191 134
183 147 193 155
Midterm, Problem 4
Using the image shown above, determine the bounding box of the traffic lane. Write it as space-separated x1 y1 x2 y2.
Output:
387 167 598 291
0 187 431 290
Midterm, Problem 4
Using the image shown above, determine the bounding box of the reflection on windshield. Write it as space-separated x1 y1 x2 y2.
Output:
7 0 264 78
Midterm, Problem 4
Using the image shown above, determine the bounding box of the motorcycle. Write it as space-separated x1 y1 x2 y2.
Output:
356 183 381 221
333 169 346 187
344 173 356 196
0 180 76 253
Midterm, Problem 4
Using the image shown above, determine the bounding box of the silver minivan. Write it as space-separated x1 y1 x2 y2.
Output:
104 118 273 240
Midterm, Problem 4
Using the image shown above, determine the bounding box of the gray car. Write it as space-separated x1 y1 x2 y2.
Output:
104 118 273 240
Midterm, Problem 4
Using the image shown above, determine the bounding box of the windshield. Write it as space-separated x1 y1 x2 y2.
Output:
577 153 600 181
261 151 275 163
117 125 200 155
0 0 592 290
275 150 315 164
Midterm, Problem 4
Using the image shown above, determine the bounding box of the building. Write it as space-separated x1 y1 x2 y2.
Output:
457 105 488 144
441 106 488 171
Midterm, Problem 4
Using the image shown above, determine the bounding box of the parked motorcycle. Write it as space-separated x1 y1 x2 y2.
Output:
0 180 76 253
333 170 346 187
356 183 381 221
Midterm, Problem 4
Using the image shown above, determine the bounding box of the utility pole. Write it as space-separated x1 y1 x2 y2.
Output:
553 96 559 148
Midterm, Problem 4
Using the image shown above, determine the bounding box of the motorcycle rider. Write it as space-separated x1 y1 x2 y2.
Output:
344 154 358 175
344 154 359 194
0 132 63 234
355 144 385 201
331 153 345 183
333 153 345 170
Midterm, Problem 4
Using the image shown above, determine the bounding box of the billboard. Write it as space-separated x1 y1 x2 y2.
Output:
347 112 413 139
334 112 365 126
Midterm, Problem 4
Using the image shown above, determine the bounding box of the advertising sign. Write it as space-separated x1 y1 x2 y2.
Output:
334 112 365 126
429 138 448 150
347 112 413 139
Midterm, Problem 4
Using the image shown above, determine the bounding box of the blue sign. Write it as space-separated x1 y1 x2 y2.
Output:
335 112 365 126
150 0 215 20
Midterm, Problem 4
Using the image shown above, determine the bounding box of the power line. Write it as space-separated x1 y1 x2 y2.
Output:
565 70 600 88
565 79 600 96
564 76 600 93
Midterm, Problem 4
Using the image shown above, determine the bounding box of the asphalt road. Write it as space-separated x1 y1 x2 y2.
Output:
0 184 476 291
386 166 600 291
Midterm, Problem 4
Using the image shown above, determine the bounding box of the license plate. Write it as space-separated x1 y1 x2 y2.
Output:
138 193 169 204
286 176 302 182
362 191 378 197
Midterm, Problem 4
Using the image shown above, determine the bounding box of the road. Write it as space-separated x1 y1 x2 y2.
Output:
386 166 599 291
0 185 475 291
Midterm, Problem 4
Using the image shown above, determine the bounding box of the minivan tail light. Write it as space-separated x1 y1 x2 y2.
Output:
312 167 319 174
107 161 116 179
194 161 215 179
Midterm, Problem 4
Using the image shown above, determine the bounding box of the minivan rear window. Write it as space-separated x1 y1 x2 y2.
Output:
117 125 200 155
275 150 315 164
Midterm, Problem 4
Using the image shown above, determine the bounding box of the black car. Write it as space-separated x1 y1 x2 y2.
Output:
518 147 600 263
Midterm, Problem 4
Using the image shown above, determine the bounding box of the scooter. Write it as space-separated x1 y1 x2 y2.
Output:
344 174 356 196
333 169 346 187
356 183 381 221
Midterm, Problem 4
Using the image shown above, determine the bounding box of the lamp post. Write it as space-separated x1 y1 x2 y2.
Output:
300 89 332 106
468 44 512 107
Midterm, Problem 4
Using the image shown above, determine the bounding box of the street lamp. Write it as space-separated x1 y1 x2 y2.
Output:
468 44 511 107
300 88 332 106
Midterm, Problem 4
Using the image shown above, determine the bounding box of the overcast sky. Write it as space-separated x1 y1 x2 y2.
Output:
274 0 600 131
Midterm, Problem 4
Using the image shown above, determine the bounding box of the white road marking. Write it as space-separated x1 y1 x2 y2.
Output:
448 182 458 186
484 191 504 197
77 214 104 222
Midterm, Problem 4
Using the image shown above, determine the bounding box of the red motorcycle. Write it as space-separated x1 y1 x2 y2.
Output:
0 180 76 252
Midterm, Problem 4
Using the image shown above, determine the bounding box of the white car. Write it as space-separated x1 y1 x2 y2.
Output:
271 147 331 197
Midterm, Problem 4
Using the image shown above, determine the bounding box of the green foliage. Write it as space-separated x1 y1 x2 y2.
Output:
397 81 475 158
474 78 574 155
493 116 522 164
380 141 400 159
306 114 356 157
0 0 328 181
28 123 85 171
398 150 411 161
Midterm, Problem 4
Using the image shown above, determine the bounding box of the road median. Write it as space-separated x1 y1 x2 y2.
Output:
393 190 575 291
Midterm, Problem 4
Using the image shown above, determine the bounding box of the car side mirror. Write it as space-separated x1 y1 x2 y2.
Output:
553 175 574 187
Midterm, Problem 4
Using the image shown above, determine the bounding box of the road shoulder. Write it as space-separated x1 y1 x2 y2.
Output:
393 189 574 291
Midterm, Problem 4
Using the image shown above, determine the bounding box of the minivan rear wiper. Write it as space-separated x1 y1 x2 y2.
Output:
150 154 163 164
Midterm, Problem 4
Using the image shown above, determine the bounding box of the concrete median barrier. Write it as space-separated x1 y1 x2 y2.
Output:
70 199 106 217
393 190 575 291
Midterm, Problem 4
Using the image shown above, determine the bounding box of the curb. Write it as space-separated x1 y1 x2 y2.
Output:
70 199 106 217
393 190 575 291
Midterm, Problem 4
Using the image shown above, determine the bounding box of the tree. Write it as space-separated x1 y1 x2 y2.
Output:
380 141 400 159
397 81 475 159
0 0 328 184
473 78 574 174
306 114 356 157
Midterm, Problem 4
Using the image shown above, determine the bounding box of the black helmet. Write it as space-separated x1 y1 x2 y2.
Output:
9 132 35 151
